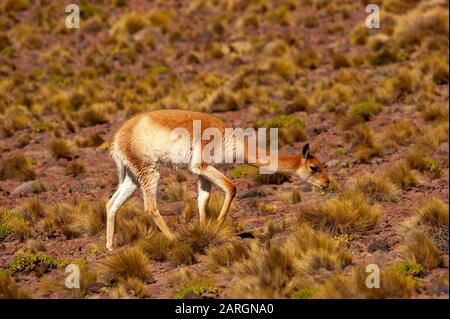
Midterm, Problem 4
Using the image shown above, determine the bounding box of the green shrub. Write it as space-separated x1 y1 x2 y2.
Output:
230 165 259 178
392 262 425 277
4 253 65 276
173 283 219 299
348 101 382 120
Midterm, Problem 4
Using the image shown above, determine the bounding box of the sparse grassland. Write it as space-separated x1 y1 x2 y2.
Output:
0 0 447 300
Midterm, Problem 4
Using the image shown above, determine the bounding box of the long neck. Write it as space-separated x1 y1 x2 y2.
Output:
247 153 301 175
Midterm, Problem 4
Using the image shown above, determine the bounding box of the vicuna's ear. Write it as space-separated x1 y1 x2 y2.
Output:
302 143 310 159
310 145 318 155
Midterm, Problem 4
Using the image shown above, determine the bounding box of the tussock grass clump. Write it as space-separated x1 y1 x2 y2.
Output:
286 94 313 113
285 224 352 274
294 48 322 69
332 53 351 69
40 260 98 298
403 231 443 270
0 155 36 181
383 161 418 189
98 248 153 283
17 198 45 224
406 148 442 179
208 90 240 113
50 139 75 160
110 277 149 298
165 182 188 201
78 133 105 147
394 7 449 53
346 124 383 163
348 174 400 203
205 241 250 271
421 104 449 123
303 16 319 29
401 197 448 252
258 203 277 215
79 103 110 127
317 266 416 299
170 221 233 265
110 12 147 38
0 273 30 299
270 57 297 81
415 123 448 151
1 0 30 12
138 232 175 261
376 68 419 102
65 160 87 177
227 244 298 298
0 209 31 242
298 191 380 235
35 200 107 238
382 121 415 146
115 202 154 246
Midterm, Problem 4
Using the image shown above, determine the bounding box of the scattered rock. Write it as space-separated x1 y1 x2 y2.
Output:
238 189 261 199
11 181 37 196
85 282 107 293
368 240 390 253
325 159 340 168
437 143 449 156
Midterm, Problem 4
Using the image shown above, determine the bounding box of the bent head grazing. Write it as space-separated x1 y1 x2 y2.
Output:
295 143 330 190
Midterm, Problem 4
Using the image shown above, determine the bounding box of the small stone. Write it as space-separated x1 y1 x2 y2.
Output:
325 160 340 168
85 282 107 293
368 240 390 253
11 181 36 196
238 189 260 199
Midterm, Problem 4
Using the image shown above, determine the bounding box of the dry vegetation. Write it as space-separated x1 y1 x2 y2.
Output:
0 0 448 299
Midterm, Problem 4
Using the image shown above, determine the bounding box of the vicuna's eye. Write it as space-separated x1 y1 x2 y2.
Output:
310 166 320 173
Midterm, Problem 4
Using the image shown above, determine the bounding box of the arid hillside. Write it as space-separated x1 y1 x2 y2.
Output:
0 0 448 299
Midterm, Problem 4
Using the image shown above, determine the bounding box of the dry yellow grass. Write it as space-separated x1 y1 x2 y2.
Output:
0 155 36 181
0 273 30 299
348 174 400 203
298 190 380 235
205 241 250 271
170 220 233 265
383 161 418 190
316 266 416 299
401 197 448 252
403 231 443 270
98 248 153 284
285 224 352 274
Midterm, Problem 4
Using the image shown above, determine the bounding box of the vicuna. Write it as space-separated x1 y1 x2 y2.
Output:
106 109 330 251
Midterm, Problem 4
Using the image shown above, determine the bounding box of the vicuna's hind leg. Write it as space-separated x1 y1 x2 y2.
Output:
106 172 138 251
141 168 176 241
192 165 236 224
198 176 212 224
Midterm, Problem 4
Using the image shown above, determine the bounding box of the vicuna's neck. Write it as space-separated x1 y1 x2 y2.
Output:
248 154 301 175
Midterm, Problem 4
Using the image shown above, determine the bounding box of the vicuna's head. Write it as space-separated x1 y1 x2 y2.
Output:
295 144 330 190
